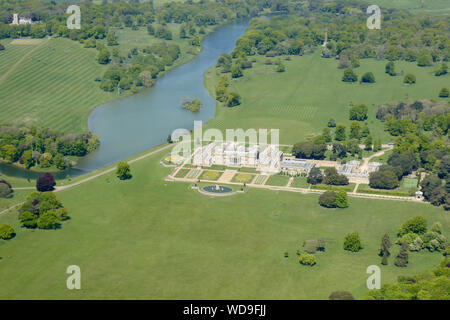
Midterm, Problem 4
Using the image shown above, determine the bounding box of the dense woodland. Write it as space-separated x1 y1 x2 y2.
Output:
375 100 450 209
0 124 99 170
216 1 450 78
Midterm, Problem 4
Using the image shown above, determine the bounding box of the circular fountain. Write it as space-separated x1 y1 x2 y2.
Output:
201 185 234 195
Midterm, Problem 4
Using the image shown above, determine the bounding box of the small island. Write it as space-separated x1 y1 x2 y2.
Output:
181 97 203 113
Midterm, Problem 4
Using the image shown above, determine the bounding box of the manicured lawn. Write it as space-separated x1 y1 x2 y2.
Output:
199 170 221 181
0 38 114 133
253 175 267 185
0 148 447 299
186 168 201 179
204 52 449 145
291 177 309 188
402 178 419 190
238 167 258 173
174 168 190 178
232 173 254 184
265 175 290 187
311 183 356 192
357 184 413 197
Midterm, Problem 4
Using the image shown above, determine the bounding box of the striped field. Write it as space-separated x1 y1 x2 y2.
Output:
0 38 114 133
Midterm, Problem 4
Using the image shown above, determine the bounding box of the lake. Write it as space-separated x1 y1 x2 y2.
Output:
0 19 250 180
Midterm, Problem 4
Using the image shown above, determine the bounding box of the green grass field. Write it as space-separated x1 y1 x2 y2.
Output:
266 174 290 187
0 24 211 134
356 177 418 197
204 52 449 145
174 168 190 178
291 177 309 188
0 147 448 299
0 38 113 133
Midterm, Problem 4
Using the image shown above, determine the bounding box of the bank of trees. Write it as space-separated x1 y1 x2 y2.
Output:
100 42 181 92
0 124 99 170
362 257 450 300
375 99 449 208
18 191 69 230
229 1 449 72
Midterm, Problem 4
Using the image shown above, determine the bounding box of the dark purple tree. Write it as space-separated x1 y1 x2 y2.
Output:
36 173 56 192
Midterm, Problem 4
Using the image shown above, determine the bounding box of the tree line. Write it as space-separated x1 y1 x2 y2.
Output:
0 124 99 170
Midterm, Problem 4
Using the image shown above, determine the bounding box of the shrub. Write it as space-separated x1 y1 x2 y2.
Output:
54 208 70 221
327 118 336 127
226 92 241 107
398 216 427 236
37 211 60 229
319 191 336 208
0 224 15 240
299 253 317 266
361 72 375 83
329 291 354 300
231 64 243 78
394 241 409 267
403 73 416 84
369 165 399 189
417 53 432 67
435 63 448 76
349 104 368 121
323 167 349 186
385 61 396 76
439 87 449 98
307 167 323 185
0 181 13 198
19 211 38 229
342 68 357 82
116 161 132 180
343 232 363 252
276 63 285 72
335 190 348 208
36 173 56 192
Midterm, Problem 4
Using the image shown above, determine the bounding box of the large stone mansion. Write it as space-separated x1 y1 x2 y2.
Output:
192 142 383 179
